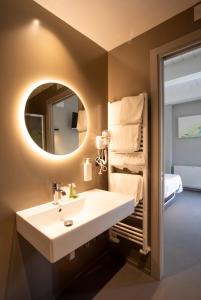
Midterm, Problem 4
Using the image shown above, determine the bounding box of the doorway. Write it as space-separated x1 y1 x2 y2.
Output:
163 46 201 277
150 29 201 280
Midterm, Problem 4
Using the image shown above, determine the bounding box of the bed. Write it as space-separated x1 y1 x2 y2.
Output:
164 174 183 204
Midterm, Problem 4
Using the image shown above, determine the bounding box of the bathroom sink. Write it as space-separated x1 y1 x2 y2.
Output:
16 189 134 263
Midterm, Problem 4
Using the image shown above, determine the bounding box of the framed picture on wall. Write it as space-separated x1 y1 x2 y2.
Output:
25 113 45 148
178 114 201 138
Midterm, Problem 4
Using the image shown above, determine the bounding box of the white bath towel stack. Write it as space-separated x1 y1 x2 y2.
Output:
109 152 145 169
120 93 145 125
77 110 87 146
108 100 121 126
108 93 145 153
109 173 143 205
109 124 141 153
77 110 87 132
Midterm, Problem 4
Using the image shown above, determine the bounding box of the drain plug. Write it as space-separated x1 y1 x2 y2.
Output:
64 219 73 227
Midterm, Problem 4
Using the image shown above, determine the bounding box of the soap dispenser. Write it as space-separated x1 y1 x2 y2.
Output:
84 158 92 181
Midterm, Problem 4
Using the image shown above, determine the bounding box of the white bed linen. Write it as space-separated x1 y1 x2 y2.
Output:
164 174 183 199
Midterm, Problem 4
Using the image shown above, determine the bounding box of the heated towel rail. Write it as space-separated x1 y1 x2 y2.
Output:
108 94 150 255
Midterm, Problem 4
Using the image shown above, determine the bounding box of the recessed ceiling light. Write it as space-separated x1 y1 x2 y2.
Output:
33 19 40 26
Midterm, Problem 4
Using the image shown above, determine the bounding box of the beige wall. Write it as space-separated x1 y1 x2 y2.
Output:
108 5 201 264
0 1 108 299
108 7 201 100
2 1 201 299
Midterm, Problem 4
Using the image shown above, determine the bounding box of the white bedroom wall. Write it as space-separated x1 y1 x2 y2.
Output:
172 99 201 166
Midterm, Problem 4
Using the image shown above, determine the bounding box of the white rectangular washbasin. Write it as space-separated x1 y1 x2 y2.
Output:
16 189 134 263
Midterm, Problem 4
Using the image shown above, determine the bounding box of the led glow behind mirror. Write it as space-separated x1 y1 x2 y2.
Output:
24 82 88 155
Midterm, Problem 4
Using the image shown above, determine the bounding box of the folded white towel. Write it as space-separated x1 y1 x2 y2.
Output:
78 131 86 145
77 110 87 132
109 152 145 168
109 124 141 153
109 173 143 205
108 100 121 126
120 93 145 125
109 153 124 170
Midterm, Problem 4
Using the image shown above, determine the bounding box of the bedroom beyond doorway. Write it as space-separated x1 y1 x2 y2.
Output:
163 46 201 277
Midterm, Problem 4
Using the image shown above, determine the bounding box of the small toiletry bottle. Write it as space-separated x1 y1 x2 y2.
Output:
68 183 73 199
84 158 92 181
68 183 78 199
72 183 77 198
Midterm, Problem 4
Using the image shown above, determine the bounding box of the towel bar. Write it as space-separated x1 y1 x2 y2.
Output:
108 93 150 256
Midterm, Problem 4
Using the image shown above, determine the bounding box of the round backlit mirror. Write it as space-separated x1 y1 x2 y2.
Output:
25 83 87 155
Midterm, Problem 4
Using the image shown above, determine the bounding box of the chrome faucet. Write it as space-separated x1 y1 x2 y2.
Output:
52 182 66 205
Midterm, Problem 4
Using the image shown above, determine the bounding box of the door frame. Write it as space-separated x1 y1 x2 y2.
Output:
150 28 201 280
46 90 74 153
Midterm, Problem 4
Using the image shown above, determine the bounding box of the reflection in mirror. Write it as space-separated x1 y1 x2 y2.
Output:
25 83 87 155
